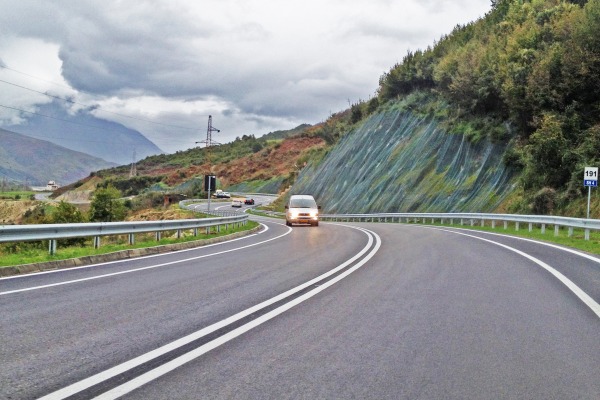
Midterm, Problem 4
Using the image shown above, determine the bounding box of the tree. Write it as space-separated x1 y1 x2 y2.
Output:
89 185 127 222
51 201 87 246
51 201 86 224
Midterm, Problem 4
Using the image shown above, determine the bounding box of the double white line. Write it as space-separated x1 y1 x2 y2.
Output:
39 225 381 400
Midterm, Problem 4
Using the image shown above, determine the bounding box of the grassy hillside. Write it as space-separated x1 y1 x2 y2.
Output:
67 124 332 199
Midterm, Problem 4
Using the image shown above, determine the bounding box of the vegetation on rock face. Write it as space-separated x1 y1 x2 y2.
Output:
371 0 600 213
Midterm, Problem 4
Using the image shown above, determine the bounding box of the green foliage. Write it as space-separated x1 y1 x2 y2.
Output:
374 0 600 212
50 201 87 246
532 187 558 214
97 175 165 196
51 201 86 224
21 204 49 224
89 185 127 222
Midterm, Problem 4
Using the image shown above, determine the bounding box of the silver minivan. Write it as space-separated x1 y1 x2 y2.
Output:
285 195 320 226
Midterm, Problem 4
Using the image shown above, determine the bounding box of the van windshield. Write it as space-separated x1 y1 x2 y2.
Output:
289 198 317 208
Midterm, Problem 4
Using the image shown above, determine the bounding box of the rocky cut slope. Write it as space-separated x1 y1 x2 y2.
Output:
291 106 516 214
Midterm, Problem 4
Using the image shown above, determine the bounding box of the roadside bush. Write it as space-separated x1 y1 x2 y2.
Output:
532 187 558 215
50 201 87 247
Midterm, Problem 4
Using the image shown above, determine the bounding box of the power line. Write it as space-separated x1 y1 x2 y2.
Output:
0 77 200 131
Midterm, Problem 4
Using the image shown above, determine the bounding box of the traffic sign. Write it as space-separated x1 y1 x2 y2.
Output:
584 167 598 186
584 166 598 219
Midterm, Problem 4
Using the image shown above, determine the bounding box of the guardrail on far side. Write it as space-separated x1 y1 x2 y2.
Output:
320 212 600 240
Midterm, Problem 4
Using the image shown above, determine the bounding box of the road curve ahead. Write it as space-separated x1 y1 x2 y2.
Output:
1 218 598 399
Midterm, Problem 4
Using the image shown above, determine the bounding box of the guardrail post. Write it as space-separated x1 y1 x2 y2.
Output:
541 224 546 234
492 220 496 229
93 236 101 249
504 221 508 230
156 232 161 241
49 239 57 255
528 222 533 232
450 218 453 225
516 222 520 231
568 227 573 237
177 229 182 239
460 219 464 226
128 233 135 245
480 219 484 227
206 227 210 235
194 228 198 236
554 225 559 237
470 219 475 227
585 229 590 240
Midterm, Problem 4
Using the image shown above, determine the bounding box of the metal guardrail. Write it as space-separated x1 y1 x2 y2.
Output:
319 212 600 240
0 212 248 254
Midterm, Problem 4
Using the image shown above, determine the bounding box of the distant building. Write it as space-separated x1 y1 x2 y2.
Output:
46 180 59 191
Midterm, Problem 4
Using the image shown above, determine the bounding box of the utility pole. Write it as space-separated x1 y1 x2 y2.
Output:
129 148 137 177
196 115 220 212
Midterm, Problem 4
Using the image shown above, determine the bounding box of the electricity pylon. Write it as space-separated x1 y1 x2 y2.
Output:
195 115 220 212
196 115 220 172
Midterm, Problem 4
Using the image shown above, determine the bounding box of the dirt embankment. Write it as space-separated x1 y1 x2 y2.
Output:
0 200 38 224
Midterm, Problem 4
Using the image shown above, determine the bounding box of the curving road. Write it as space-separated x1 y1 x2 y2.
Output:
0 216 598 399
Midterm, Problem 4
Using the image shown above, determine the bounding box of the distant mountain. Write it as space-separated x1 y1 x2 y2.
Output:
0 128 116 186
7 101 163 165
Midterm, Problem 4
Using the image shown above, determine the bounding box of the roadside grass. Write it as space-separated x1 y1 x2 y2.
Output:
0 191 36 200
0 221 259 268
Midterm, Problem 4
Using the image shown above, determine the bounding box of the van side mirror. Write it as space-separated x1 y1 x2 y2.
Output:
285 205 289 209
318 205 322 209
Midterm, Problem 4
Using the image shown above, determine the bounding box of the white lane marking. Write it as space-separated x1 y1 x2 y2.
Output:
435 226 600 264
37 225 380 400
428 227 600 318
96 227 381 400
0 224 270 281
1 224 290 296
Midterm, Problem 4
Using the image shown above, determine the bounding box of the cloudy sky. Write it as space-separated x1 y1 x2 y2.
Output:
0 0 491 153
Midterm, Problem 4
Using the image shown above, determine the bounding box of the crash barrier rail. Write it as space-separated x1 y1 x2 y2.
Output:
0 213 249 255
319 212 600 240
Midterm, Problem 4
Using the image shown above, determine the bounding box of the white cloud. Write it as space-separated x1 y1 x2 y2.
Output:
0 0 491 152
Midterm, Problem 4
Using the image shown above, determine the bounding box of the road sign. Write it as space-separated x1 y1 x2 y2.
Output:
584 167 598 186
584 167 598 219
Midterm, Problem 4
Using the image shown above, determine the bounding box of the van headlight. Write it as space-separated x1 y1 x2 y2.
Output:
290 211 299 219
310 211 318 218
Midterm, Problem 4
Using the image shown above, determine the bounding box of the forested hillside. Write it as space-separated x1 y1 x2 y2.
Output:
365 0 599 212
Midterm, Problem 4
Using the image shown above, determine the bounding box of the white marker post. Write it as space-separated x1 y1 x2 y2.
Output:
584 167 598 220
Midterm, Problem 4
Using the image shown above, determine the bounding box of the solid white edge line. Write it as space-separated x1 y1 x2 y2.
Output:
432 225 600 264
428 226 600 318
36 225 377 400
1 224 284 296
0 224 270 281
94 227 381 400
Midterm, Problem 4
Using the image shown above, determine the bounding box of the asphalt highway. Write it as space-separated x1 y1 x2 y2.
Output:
1 216 598 399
